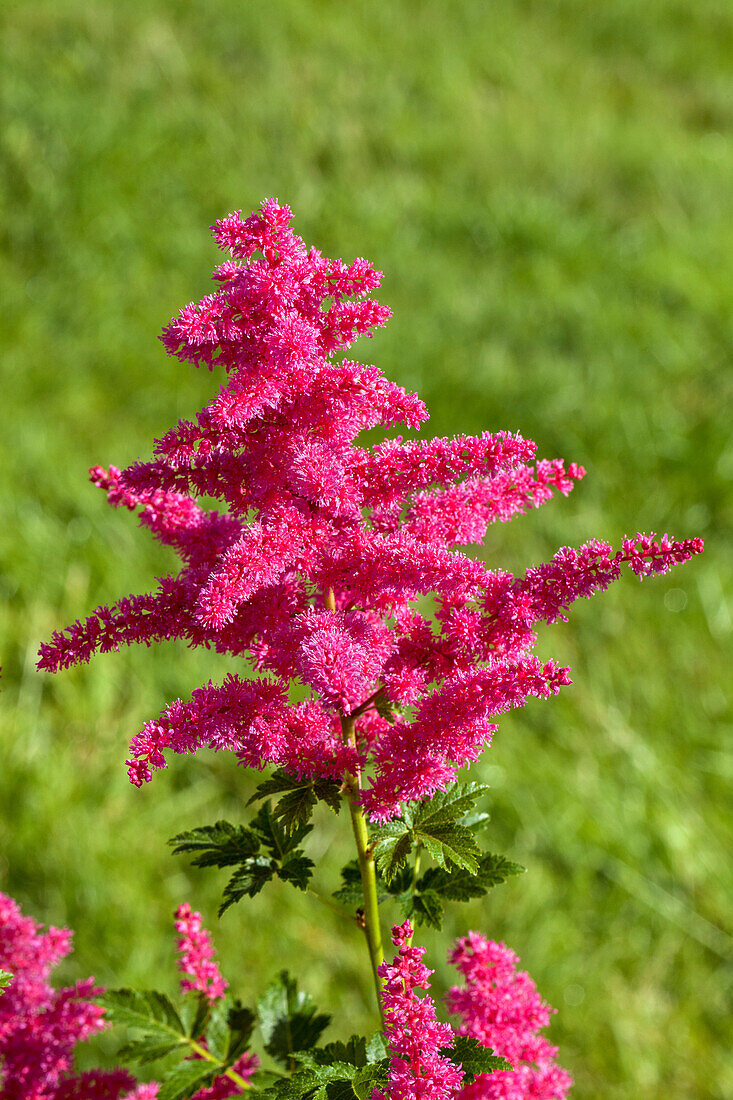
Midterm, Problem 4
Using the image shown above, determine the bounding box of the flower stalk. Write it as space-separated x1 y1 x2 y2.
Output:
341 714 385 1020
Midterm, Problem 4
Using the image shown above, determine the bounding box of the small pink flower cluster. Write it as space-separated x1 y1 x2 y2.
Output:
38 200 703 818
174 903 228 1002
133 904 259 1100
372 921 464 1100
0 891 136 1100
0 892 258 1099
448 933 573 1100
374 923 571 1100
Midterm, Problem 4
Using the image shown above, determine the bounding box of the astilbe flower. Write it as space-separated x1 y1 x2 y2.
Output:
174 902 228 1001
372 921 463 1100
172 904 259 1100
37 199 704 818
138 904 259 1100
0 891 138 1100
447 933 572 1100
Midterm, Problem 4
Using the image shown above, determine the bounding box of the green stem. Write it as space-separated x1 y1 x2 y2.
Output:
187 1036 252 1091
341 715 385 1024
411 846 422 891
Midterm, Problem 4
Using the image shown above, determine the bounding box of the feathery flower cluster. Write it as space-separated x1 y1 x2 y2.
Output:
0 891 137 1100
447 933 572 1100
38 199 703 818
372 921 463 1100
174 903 228 1002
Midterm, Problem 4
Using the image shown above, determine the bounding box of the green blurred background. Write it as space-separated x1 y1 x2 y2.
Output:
1 1 732 1096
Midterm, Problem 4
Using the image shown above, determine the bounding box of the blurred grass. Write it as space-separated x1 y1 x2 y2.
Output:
1 0 732 1096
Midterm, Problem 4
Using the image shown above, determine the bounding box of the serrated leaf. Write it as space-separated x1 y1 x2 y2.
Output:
99 989 184 1039
205 1000 231 1062
420 853 524 901
397 888 444 930
279 852 316 890
441 1035 512 1080
179 991 211 1040
325 1080 358 1100
157 1059 216 1100
332 861 364 906
251 801 314 857
219 859 276 913
203 1000 255 1064
169 820 260 869
374 692 402 725
416 783 490 825
0 970 12 992
372 784 490 881
249 771 342 831
371 827 413 883
226 1003 256 1062
312 1036 367 1067
116 1036 184 1065
350 1060 390 1099
257 971 330 1067
365 1032 388 1063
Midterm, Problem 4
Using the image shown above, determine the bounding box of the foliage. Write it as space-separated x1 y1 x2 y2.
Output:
169 806 315 914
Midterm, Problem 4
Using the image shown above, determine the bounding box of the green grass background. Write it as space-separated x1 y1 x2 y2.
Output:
1 1 731 1096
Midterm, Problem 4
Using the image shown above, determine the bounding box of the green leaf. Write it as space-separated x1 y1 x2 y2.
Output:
205 1000 232 1062
116 1036 183 1066
441 1035 512 1081
99 989 184 1038
251 801 314 858
156 1059 217 1100
169 820 260 868
371 823 414 882
374 691 402 725
257 971 330 1067
372 784 489 882
204 999 256 1063
461 811 491 832
226 1003 257 1062
279 852 316 890
249 770 342 831
350 1061 390 1100
0 969 12 993
220 858 278 913
365 1032 389 1063
310 1036 367 1067
332 861 364 907
179 991 212 1040
172 807 314 916
397 888 444 930
420 853 525 901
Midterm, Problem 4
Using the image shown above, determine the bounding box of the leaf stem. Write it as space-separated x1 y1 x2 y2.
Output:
306 886 360 925
341 715 385 1025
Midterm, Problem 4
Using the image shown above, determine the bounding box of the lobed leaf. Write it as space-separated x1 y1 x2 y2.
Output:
249 770 342 832
99 989 184 1038
156 1060 217 1100
168 820 260 869
257 971 331 1067
441 1035 512 1081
